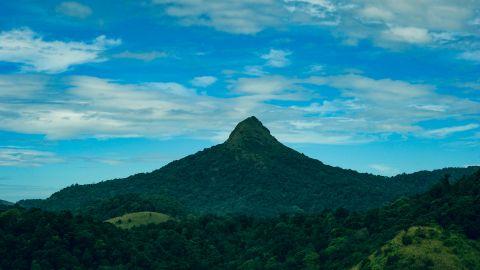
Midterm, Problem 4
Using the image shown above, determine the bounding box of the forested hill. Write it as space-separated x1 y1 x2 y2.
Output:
0 199 13 211
19 116 479 216
0 199 12 205
3 164 480 269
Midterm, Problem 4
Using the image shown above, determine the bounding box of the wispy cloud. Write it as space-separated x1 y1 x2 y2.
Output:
381 26 432 44
426 124 479 138
152 0 479 50
191 76 217 87
56 1 92 19
152 0 285 34
0 74 47 98
369 164 400 176
0 28 120 73
261 49 291 68
113 51 167 61
458 50 480 62
0 72 477 144
0 147 62 167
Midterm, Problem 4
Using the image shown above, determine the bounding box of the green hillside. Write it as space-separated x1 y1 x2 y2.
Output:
106 211 171 229
2 170 479 269
356 226 480 270
19 117 479 216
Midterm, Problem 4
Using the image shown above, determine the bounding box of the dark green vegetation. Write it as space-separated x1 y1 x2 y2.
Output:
2 169 479 269
19 117 479 216
106 211 172 229
0 199 13 211
0 199 12 206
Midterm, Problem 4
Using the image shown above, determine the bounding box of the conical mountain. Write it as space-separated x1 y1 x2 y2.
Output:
225 116 280 148
20 117 479 216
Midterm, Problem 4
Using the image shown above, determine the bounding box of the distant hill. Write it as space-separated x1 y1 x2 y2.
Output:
19 116 479 216
0 199 13 206
106 211 171 229
0 199 13 211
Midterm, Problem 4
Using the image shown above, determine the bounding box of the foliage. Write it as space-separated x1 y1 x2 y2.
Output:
0 199 13 211
81 193 185 220
357 226 480 270
2 170 479 269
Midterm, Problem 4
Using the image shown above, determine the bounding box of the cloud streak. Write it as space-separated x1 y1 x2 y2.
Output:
56 1 92 19
151 0 480 50
0 72 477 145
0 28 120 73
0 147 62 167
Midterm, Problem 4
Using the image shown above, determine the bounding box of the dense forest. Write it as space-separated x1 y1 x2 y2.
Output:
18 117 479 216
2 170 479 269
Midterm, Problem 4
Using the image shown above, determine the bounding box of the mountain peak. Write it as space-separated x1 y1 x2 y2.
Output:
225 116 279 148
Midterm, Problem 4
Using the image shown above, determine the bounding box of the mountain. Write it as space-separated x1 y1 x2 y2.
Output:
19 116 479 216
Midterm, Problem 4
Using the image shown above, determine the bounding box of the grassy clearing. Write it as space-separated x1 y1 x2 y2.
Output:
106 211 171 229
354 226 480 270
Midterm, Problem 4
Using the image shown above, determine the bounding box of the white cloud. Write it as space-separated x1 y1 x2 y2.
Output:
152 0 479 49
0 73 477 145
349 0 477 47
113 51 167 61
152 0 284 34
191 76 218 87
284 0 339 23
243 65 268 76
0 75 47 98
458 50 480 62
369 164 399 176
381 26 431 44
301 74 480 135
308 64 325 73
55 1 93 19
261 49 291 68
426 124 479 138
231 76 297 95
0 28 120 73
0 147 62 167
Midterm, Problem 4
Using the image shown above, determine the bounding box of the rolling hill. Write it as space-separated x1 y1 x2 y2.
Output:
19 116 479 216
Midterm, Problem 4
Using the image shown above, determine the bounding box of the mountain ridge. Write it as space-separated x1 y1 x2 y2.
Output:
19 116 479 216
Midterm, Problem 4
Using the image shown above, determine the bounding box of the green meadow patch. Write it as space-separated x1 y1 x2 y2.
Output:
106 211 171 229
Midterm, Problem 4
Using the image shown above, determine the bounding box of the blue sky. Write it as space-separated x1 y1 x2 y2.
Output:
0 0 479 201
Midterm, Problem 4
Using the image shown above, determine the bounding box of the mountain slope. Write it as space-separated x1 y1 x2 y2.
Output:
19 116 479 216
